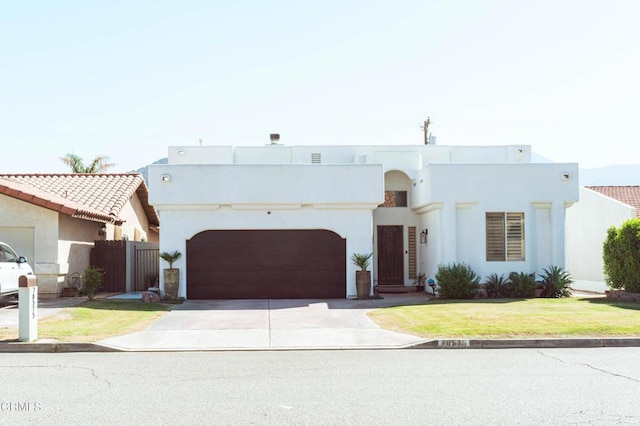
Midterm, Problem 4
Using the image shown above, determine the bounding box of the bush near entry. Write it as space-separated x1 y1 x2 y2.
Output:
603 218 640 293
435 262 480 299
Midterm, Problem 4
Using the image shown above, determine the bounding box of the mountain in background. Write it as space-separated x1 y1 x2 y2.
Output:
134 155 640 187
134 157 167 183
532 153 640 186
579 165 640 186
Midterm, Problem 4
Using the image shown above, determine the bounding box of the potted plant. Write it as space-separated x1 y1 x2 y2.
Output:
159 250 182 301
351 252 373 300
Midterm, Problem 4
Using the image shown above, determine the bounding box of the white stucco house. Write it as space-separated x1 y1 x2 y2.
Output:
149 142 579 299
566 186 639 293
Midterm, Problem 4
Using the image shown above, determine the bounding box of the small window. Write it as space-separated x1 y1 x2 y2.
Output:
380 191 407 207
486 212 524 261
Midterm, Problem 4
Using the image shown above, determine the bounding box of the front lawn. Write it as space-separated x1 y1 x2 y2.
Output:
0 300 175 343
368 297 640 338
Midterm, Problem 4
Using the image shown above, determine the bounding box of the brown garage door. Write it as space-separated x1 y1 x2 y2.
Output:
186 229 346 299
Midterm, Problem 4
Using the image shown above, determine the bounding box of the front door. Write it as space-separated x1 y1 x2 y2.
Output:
377 226 404 285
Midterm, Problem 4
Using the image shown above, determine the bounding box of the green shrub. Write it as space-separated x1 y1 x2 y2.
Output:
351 253 373 271
509 271 537 298
484 273 511 298
83 266 105 301
539 265 573 298
603 218 640 292
435 262 480 299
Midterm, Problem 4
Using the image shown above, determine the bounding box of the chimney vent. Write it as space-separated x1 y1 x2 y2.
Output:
269 133 280 145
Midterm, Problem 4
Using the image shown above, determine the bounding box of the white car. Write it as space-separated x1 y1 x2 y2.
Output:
0 242 34 296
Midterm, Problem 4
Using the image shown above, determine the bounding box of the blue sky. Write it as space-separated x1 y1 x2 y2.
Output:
1 0 638 173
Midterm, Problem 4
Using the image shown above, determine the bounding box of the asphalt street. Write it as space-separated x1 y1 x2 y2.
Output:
1 348 638 425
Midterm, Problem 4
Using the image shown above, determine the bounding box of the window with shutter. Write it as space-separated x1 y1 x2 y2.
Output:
486 212 524 261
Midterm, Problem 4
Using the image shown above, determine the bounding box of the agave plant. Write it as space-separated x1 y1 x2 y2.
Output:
484 273 510 298
539 265 573 298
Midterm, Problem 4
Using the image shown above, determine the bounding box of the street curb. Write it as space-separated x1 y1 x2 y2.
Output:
0 342 120 353
408 338 640 349
1 338 639 353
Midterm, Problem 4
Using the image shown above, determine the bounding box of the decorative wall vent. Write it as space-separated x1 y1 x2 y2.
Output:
311 153 322 164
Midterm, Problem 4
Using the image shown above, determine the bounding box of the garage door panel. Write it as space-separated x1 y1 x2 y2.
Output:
187 229 346 299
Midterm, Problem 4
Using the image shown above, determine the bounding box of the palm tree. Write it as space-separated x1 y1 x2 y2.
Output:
60 153 115 173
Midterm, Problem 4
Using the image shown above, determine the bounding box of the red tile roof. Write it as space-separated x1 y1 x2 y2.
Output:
0 173 159 226
586 186 640 217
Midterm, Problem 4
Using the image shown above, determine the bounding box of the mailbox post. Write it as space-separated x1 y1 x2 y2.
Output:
18 275 38 342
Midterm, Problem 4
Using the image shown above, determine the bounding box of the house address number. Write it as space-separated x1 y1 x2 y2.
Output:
437 339 471 348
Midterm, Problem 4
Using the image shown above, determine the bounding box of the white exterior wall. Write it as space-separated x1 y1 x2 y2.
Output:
152 143 577 298
167 144 530 168
566 187 636 292
413 163 579 281
150 163 384 298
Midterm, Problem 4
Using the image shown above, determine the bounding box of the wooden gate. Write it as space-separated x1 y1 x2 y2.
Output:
133 245 159 291
91 241 127 292
91 241 159 293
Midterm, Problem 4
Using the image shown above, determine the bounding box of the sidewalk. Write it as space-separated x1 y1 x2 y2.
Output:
1 293 639 352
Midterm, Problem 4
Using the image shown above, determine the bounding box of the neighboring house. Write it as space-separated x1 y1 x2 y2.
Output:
0 173 160 296
566 186 639 293
149 143 578 300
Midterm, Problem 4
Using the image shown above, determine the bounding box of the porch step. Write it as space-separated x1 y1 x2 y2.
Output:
375 285 416 294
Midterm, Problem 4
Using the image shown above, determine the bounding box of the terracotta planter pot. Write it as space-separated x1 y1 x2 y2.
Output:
163 268 180 300
356 271 371 300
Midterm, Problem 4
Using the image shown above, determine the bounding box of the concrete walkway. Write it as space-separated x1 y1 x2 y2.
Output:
0 296 85 328
98 294 431 351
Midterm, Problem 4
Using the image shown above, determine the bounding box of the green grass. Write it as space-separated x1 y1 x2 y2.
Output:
368 297 640 338
0 300 176 343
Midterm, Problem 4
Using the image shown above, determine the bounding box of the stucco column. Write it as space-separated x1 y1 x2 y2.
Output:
441 202 457 264
551 201 567 268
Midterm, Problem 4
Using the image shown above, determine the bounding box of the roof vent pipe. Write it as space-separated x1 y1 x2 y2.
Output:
269 133 280 145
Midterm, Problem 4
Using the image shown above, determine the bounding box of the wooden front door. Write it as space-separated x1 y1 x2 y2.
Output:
377 226 404 285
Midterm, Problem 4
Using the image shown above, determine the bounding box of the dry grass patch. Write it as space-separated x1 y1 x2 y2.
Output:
0 300 176 342
368 297 640 338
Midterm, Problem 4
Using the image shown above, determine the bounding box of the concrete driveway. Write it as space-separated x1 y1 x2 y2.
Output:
98 294 431 351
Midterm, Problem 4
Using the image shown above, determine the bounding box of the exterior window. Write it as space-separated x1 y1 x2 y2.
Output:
486 212 524 261
380 191 407 207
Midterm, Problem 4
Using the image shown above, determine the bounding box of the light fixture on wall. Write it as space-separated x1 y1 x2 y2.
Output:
420 229 428 244
98 224 107 237
161 174 171 183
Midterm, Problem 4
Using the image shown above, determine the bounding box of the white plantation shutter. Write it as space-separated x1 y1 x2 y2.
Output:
506 213 525 261
486 212 525 261
486 213 506 261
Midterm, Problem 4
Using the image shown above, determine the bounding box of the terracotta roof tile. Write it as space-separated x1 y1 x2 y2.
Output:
0 173 159 225
586 186 640 218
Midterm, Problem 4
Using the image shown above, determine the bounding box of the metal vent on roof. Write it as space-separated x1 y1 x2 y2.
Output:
311 153 321 164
